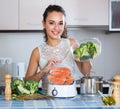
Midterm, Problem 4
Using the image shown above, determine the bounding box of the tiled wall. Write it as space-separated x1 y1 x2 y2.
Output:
0 28 120 80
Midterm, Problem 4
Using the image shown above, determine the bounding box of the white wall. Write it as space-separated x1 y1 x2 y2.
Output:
0 32 44 64
0 28 120 80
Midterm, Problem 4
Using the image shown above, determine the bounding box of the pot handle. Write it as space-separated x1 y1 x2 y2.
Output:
76 79 81 84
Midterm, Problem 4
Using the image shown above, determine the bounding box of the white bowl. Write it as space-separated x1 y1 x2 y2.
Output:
47 83 77 97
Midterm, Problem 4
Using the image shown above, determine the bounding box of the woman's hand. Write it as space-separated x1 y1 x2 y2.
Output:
42 59 61 73
76 60 92 76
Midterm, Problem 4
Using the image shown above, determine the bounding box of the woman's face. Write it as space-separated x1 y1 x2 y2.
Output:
43 11 66 40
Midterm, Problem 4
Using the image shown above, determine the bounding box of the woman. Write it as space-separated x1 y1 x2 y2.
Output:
25 5 92 93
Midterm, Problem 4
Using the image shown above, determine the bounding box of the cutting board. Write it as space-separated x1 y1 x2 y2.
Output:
12 93 54 100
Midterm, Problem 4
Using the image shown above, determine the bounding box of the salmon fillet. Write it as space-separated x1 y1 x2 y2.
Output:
48 67 74 85
49 67 71 76
48 75 66 85
64 75 74 85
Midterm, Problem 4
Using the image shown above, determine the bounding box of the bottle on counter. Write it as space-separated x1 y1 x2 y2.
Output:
113 74 120 81
4 73 12 100
110 81 120 105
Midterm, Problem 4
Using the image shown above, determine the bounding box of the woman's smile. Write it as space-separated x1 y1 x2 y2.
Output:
52 30 60 36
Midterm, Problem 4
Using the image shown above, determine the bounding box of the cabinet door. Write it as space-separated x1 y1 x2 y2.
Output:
20 0 55 30
55 0 108 26
0 0 18 30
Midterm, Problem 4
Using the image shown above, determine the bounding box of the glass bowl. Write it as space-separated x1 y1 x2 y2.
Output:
72 38 102 62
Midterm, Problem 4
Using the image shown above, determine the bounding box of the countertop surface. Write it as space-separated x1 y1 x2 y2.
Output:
0 94 120 109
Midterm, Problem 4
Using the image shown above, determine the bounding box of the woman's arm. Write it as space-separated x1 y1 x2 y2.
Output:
69 38 92 76
75 61 92 76
25 47 44 82
25 47 61 82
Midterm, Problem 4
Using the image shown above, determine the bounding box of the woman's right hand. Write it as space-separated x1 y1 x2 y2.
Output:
42 59 61 73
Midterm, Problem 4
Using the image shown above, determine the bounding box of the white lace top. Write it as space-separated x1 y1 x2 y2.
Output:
38 38 79 93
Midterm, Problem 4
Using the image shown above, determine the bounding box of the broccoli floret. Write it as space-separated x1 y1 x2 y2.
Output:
17 85 30 95
79 44 89 58
73 48 80 55
73 40 100 61
73 48 81 60
86 41 93 49
11 79 39 97
88 43 99 58
11 79 24 95
89 46 95 58
93 43 99 53
25 80 39 94
80 45 89 56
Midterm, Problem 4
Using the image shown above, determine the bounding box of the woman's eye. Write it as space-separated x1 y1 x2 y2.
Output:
49 22 54 25
59 22 63 25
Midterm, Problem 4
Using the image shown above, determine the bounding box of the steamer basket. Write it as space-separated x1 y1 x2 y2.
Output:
47 83 77 97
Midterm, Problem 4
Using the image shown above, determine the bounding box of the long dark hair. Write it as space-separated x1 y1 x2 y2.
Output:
43 5 68 42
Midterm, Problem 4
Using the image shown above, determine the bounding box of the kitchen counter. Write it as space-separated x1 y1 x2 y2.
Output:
0 95 120 109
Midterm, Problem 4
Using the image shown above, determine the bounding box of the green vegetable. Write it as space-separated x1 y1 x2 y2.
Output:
17 85 30 95
11 79 39 96
86 41 93 49
24 80 39 94
73 41 100 61
102 96 116 106
11 79 24 95
73 48 81 60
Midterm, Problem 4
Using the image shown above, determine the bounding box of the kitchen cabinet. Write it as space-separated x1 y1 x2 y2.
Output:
20 0 55 30
0 0 18 30
55 0 108 26
0 0 108 30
